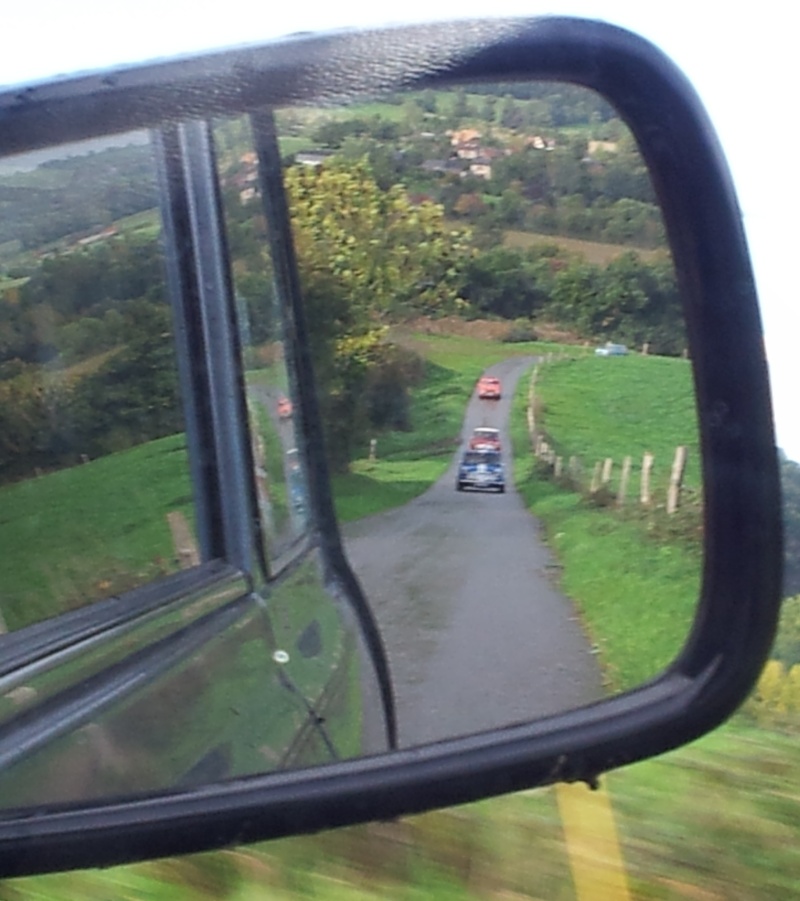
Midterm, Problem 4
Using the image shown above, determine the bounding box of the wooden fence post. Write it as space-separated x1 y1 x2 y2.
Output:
641 452 654 505
528 367 538 444
617 456 632 507
667 446 688 514
554 456 563 478
167 511 200 569
601 457 613 486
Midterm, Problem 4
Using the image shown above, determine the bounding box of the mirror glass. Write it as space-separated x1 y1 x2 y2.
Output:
0 76 701 808
267 84 700 746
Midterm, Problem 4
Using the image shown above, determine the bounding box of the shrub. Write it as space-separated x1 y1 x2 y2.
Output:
501 320 539 343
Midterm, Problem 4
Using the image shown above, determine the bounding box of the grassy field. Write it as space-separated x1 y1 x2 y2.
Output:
503 229 670 265
0 432 192 630
508 351 705 690
113 207 160 237
531 353 701 502
278 136 322 157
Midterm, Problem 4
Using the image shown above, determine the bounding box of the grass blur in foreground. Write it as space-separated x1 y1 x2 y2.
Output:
6 725 800 899
6 334 800 899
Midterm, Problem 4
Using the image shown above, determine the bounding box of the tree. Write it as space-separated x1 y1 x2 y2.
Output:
460 247 550 320
71 299 182 456
283 159 472 468
285 159 471 324
499 96 523 130
547 253 683 354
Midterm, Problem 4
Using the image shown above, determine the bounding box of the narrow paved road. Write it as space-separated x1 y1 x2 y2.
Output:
343 357 604 749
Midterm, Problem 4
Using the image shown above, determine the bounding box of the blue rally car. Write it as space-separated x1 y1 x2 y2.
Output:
456 449 505 493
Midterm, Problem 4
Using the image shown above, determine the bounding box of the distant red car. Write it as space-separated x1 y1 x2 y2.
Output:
477 376 501 400
277 396 293 419
469 427 501 451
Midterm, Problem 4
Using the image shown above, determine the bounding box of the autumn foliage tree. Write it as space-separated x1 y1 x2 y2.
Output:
284 160 471 468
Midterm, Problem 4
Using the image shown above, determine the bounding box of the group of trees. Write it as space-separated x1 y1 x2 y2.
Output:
0 84 684 483
458 244 683 354
0 142 156 249
0 301 180 482
0 235 165 369
0 232 181 483
288 86 664 250
268 161 468 468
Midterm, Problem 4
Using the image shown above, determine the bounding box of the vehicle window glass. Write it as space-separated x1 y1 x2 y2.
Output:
213 117 311 570
0 134 193 631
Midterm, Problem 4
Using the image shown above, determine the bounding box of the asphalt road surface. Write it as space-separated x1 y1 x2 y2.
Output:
343 357 604 749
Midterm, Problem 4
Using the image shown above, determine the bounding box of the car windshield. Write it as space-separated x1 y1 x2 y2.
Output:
463 452 500 465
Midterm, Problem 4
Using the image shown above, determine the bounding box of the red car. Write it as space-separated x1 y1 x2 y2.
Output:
277 396 293 419
477 376 501 400
469 427 501 451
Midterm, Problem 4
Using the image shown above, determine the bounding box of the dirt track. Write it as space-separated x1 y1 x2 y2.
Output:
343 357 603 748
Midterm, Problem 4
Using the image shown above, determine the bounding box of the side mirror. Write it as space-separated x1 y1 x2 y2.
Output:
0 16 781 876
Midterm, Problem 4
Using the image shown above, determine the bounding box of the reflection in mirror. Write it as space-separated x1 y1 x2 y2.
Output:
0 119 382 811
0 551 377 808
213 117 312 567
0 77 702 813
268 83 700 746
0 134 192 631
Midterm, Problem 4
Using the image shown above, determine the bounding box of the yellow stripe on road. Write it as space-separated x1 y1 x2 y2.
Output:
555 782 632 901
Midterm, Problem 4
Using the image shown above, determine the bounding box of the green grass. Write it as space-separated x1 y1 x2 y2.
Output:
608 722 800 900
511 461 701 690
397 330 562 372
504 228 669 265
533 354 701 498
278 136 323 156
330 357 475 521
0 433 192 630
113 207 160 236
330 335 552 521
8 723 800 899
510 356 702 690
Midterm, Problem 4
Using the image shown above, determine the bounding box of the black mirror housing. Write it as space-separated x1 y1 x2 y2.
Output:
0 16 781 876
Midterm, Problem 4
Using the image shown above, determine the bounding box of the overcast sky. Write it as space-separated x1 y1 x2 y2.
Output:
3 1 797 458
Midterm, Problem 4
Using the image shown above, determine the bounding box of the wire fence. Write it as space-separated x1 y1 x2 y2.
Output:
525 360 699 517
